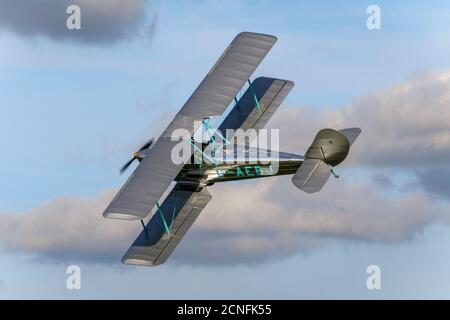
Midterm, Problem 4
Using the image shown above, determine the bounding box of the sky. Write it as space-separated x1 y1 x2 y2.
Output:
1 0 450 299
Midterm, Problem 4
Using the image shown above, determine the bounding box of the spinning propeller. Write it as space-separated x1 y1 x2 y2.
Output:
120 138 155 174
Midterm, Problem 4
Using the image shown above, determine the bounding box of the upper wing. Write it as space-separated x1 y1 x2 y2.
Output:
103 32 277 220
161 32 278 138
218 76 294 142
122 186 211 266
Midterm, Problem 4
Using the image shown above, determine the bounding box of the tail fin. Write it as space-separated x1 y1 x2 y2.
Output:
292 128 361 193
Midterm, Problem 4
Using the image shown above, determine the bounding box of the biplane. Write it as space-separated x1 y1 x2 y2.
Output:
103 32 361 266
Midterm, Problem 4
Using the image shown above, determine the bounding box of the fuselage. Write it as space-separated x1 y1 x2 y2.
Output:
175 149 304 186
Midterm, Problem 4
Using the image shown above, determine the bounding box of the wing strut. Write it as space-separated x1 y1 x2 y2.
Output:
202 119 230 145
156 202 177 237
247 78 261 112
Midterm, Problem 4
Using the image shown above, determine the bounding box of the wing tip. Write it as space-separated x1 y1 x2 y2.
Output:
121 257 163 267
122 258 154 267
236 31 278 43
291 175 323 194
103 211 142 220
253 76 295 88
339 127 362 145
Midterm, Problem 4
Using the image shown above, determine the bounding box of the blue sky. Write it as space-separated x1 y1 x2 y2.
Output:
1 0 450 299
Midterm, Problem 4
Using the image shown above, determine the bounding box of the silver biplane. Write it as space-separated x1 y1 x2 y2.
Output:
103 32 361 266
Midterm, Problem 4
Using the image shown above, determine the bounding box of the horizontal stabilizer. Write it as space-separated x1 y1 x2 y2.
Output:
292 159 330 193
292 127 361 193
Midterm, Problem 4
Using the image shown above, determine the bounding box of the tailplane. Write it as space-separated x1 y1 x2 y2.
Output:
292 128 361 193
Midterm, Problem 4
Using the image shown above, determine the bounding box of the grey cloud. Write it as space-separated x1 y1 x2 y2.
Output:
372 172 395 189
170 175 446 265
269 70 450 201
416 168 450 200
0 190 140 263
270 70 450 168
0 0 157 44
0 177 446 266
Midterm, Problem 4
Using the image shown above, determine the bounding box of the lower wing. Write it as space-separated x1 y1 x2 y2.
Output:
121 186 211 266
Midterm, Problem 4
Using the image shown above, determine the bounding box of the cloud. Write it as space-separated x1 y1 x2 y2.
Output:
182 176 444 265
1 70 449 265
0 177 446 266
0 0 157 44
269 70 450 202
372 172 395 189
270 70 450 168
0 190 140 263
415 168 450 200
